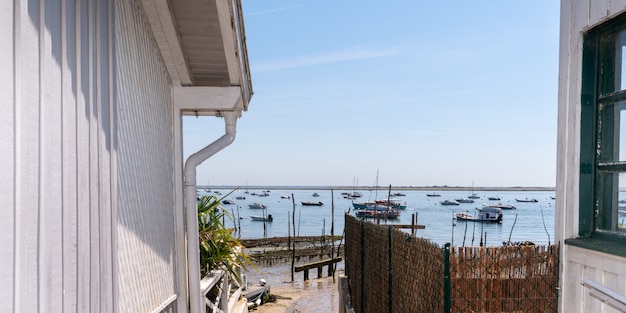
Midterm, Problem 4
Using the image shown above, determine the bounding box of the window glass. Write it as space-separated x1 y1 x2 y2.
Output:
598 101 626 161
620 31 626 90
621 108 626 161
617 173 626 232
594 171 626 233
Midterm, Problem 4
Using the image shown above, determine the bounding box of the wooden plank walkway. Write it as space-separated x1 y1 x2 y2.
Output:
295 257 342 281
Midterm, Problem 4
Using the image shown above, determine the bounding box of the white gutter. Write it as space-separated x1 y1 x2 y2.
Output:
184 111 237 313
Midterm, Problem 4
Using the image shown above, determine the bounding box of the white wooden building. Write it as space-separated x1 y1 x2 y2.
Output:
1 0 252 312
558 1 626 312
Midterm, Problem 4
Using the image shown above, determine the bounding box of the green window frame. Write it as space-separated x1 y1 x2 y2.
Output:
566 12 626 256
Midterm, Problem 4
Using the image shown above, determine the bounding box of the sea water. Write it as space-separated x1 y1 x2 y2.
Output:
203 188 556 247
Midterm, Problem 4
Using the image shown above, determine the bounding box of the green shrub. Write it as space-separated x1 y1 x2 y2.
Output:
197 194 256 283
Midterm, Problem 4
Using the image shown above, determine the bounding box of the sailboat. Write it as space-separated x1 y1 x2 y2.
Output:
348 176 362 198
468 181 480 199
353 171 402 217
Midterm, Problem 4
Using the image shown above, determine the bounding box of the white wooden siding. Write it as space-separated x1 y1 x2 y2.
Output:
558 1 626 312
0 0 15 311
1 0 178 312
115 0 177 312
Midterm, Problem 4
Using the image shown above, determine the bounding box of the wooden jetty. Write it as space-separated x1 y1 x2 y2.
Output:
294 257 342 281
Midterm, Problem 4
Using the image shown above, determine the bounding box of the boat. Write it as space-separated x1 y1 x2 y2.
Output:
250 214 273 222
515 198 538 203
375 199 407 210
355 210 400 219
484 203 516 210
455 207 503 223
248 203 267 209
352 201 375 209
426 193 441 197
280 195 290 199
301 201 323 206
467 181 479 199
455 197 475 203
391 192 406 197
222 199 235 204
487 196 501 201
355 208 400 219
312 192 320 197
440 200 460 206
235 196 246 200
350 191 363 198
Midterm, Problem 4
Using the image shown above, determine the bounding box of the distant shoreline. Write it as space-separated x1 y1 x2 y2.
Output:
203 185 556 192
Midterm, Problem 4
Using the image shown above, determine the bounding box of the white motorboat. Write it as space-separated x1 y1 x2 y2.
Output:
455 207 503 223
250 214 273 222
456 197 475 203
248 203 267 209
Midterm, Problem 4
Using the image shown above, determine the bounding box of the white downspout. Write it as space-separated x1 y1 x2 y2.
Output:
184 111 237 313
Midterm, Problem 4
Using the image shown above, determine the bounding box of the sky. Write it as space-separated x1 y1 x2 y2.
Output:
183 1 561 188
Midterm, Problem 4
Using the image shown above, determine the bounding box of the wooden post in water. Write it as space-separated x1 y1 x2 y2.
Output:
331 190 335 282
262 208 266 238
236 205 241 234
411 214 415 236
291 193 296 282
321 219 325 259
288 210 292 282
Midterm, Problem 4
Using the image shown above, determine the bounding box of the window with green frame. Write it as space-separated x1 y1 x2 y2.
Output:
569 12 626 256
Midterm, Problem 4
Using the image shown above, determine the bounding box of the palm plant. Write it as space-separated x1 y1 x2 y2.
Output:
197 194 255 284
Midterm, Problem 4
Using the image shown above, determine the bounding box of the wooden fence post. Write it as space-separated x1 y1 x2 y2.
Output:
444 243 451 313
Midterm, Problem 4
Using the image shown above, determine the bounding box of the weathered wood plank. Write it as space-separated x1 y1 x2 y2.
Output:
294 257 342 272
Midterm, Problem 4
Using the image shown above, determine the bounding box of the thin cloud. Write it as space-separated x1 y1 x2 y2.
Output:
245 4 304 17
253 47 402 72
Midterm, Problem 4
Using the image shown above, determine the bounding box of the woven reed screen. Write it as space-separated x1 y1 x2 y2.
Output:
344 214 558 313
345 214 444 312
449 245 558 312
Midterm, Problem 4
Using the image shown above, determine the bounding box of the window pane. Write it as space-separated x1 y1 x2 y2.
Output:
596 172 626 233
599 101 626 161
618 173 626 232
621 109 626 161
620 31 626 90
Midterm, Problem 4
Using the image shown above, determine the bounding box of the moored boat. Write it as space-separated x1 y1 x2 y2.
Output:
222 199 235 204
484 203 516 210
515 198 538 203
440 200 459 206
355 208 400 219
250 214 273 222
455 197 475 203
375 199 407 210
248 202 267 209
455 207 503 223
426 193 441 197
488 196 501 201
352 201 376 209
301 201 323 206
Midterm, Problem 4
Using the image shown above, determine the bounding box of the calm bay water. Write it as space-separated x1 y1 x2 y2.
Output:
203 188 556 247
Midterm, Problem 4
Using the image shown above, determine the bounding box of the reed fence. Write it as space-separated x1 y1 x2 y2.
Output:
344 214 558 313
